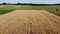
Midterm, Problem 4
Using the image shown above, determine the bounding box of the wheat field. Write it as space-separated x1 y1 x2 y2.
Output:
0 10 60 34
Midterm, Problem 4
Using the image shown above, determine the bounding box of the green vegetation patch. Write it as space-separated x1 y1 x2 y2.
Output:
0 5 60 16
0 6 15 15
0 9 14 15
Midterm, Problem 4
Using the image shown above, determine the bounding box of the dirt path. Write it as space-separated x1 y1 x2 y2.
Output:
0 10 60 34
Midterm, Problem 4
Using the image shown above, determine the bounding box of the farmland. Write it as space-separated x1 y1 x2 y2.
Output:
0 10 60 34
0 5 60 34
0 5 60 16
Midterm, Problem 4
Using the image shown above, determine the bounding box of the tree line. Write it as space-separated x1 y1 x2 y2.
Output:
0 2 60 6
